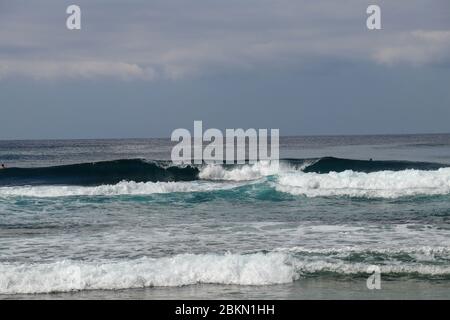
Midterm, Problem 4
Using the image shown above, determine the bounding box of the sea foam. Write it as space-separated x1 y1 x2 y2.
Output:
0 181 239 198
0 252 296 294
1 250 449 294
275 168 450 198
198 161 284 181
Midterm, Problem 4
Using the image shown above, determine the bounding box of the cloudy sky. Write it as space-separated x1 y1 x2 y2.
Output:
0 0 449 139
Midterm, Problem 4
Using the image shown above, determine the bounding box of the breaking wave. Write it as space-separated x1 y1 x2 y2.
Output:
0 157 446 186
275 168 450 198
0 180 243 198
198 161 283 181
1 157 449 199
0 252 296 294
1 249 449 294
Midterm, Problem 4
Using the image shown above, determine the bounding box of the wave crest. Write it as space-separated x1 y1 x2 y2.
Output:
198 161 282 181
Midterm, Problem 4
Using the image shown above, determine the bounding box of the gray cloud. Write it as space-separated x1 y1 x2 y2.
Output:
0 0 449 80
373 30 450 65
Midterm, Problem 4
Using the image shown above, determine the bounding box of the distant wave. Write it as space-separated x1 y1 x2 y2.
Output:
1 157 449 199
1 248 449 294
301 157 446 173
0 158 289 186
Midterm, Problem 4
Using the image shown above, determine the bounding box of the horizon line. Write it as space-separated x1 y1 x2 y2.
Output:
1 132 450 142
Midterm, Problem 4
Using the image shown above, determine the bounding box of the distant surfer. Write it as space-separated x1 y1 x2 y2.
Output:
1 164 6 169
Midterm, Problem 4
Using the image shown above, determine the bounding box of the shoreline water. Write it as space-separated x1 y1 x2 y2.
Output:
2 278 450 300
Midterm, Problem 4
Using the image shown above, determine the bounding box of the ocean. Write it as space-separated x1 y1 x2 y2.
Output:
0 134 450 299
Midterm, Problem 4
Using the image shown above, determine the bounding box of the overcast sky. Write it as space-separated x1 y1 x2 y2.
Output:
0 0 449 139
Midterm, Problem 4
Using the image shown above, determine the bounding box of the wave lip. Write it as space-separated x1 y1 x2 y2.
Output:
275 168 450 198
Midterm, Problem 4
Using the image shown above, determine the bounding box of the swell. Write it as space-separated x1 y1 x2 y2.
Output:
302 157 447 173
0 157 447 187
0 159 199 186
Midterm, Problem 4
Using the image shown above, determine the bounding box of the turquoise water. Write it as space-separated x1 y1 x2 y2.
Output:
0 135 450 298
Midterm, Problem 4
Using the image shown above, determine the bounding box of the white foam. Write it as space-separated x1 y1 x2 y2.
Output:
1 250 449 294
0 180 240 198
0 252 296 294
293 260 450 276
277 246 450 261
199 161 283 181
275 168 450 198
